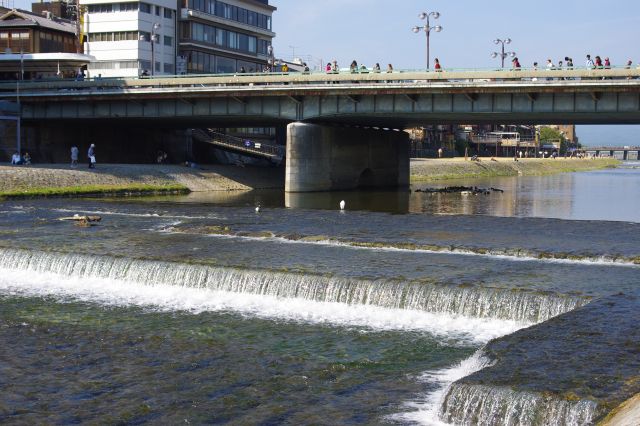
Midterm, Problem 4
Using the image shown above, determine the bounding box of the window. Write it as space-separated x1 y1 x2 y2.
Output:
181 22 190 39
164 63 174 74
227 31 237 49
215 28 225 46
237 8 247 24
88 4 112 13
164 35 172 46
258 39 269 55
140 3 151 13
120 2 138 12
216 55 235 74
164 8 173 19
213 1 271 30
193 22 203 41
155 5 161 16
120 60 138 69
247 11 257 26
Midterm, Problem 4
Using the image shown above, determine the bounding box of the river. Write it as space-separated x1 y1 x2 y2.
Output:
1 162 639 425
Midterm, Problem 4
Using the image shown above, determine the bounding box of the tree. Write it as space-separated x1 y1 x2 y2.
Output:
539 127 567 154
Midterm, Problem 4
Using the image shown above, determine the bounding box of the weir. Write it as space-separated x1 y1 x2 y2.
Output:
285 123 409 192
440 383 598 425
0 248 587 323
439 293 640 425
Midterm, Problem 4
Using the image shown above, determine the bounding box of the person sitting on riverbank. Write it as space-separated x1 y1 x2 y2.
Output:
10 152 22 165
23 152 31 166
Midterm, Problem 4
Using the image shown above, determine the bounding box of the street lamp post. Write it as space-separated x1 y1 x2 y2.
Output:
140 23 161 76
491 38 516 69
412 11 442 70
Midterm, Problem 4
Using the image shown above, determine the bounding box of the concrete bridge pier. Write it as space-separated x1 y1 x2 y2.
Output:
285 122 409 192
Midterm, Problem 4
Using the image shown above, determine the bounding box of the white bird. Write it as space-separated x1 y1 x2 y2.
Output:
339 200 345 210
255 205 261 213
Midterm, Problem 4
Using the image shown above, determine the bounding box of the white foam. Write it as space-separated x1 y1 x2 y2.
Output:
205 233 638 268
391 351 494 425
50 207 217 220
0 267 523 344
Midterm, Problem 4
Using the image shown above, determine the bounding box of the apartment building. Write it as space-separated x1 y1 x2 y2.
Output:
178 0 276 74
82 0 177 77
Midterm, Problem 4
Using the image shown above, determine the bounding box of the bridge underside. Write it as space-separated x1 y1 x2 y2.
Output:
285 123 409 192
19 92 640 127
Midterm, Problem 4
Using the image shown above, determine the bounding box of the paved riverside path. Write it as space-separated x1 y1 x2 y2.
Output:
0 164 285 193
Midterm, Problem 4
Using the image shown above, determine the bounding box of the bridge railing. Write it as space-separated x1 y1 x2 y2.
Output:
193 128 284 159
470 135 538 148
1 66 639 95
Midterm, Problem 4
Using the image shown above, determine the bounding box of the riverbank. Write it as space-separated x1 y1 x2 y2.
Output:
411 157 619 181
0 158 620 198
0 163 285 198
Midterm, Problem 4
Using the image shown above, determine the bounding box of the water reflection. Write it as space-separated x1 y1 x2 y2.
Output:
285 190 410 213
119 163 640 222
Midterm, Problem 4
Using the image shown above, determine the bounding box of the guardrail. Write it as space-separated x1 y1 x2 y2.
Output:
0 66 639 95
192 128 284 161
470 135 538 147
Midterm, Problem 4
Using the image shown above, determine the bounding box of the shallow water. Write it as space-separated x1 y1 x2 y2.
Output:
1 164 639 424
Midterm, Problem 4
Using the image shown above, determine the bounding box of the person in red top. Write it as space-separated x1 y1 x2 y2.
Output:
604 57 611 69
434 58 442 72
595 56 603 68
512 57 521 70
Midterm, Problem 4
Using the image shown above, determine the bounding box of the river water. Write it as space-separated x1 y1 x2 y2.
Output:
1 162 639 425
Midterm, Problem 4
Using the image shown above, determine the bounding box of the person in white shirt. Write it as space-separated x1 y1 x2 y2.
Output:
10 152 22 165
586 54 595 69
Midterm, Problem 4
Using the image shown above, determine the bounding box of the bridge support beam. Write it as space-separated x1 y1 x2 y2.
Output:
285 123 409 192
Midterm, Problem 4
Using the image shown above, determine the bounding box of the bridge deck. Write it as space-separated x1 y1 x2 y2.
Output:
2 68 639 127
2 68 640 96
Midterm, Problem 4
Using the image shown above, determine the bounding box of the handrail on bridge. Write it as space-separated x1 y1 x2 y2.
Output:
0 66 639 96
192 128 284 160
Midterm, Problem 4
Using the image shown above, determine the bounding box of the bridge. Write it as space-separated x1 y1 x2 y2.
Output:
584 146 640 160
1 67 639 191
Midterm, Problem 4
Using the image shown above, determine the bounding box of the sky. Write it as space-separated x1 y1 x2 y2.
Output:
269 0 640 146
11 0 640 146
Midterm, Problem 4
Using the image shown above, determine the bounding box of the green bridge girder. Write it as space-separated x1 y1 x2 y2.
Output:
3 68 640 126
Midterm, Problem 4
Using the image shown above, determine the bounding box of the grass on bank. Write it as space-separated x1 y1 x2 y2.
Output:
411 158 619 182
0 183 190 200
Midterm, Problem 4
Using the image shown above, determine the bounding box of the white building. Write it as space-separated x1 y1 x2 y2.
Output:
82 0 177 77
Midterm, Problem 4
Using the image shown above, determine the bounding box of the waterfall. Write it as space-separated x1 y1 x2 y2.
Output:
0 248 588 323
440 383 600 426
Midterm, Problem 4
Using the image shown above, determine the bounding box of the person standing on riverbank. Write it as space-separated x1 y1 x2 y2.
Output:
70 146 79 168
87 144 96 169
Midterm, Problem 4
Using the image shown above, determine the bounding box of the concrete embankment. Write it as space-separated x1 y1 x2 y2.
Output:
600 393 640 425
411 157 619 181
0 158 619 197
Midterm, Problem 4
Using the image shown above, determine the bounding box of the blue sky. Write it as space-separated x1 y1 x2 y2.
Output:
269 0 640 71
269 0 640 146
